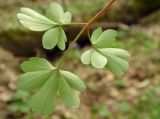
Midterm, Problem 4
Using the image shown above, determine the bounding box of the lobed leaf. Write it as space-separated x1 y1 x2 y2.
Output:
17 8 57 31
42 27 66 50
46 2 64 23
17 70 52 91
81 49 92 65
49 2 64 18
61 71 86 91
94 29 117 48
91 50 107 68
29 74 58 115
21 57 54 72
81 28 130 74
91 27 102 44
46 2 71 24
63 12 72 24
18 57 86 115
57 27 67 50
19 20 53 31
18 2 72 50
42 27 60 49
20 7 55 24
100 50 129 74
100 48 131 60
58 75 80 108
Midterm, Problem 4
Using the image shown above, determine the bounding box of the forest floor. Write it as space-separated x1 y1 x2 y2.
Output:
0 24 160 119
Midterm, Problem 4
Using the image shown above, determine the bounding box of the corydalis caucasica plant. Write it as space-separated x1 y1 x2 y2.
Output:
17 0 130 116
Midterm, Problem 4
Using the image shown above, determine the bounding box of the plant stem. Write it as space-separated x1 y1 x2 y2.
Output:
63 22 87 26
87 29 91 40
57 0 116 69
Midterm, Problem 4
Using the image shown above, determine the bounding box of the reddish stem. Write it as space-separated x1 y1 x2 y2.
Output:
87 0 116 26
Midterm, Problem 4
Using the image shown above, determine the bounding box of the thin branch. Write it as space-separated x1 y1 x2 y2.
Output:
63 22 87 26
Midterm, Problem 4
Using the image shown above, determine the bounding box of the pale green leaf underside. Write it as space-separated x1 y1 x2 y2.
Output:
20 7 56 24
17 8 57 31
81 49 107 68
91 50 107 68
19 19 53 31
42 27 66 50
46 2 71 24
46 8 61 23
57 28 67 50
91 27 102 44
63 12 72 24
81 49 92 65
42 27 59 49
49 2 64 18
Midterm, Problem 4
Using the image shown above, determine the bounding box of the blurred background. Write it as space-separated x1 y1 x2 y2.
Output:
0 0 160 119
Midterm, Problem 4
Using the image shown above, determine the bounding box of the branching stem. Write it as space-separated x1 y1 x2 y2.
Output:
57 0 116 69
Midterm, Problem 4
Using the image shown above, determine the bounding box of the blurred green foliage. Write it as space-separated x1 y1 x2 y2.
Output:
90 87 160 119
9 91 29 113
91 105 110 118
112 29 159 53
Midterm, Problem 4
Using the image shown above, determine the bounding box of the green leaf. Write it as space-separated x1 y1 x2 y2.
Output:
19 19 53 31
17 8 56 31
100 48 131 60
18 57 86 115
29 74 58 115
50 2 64 18
11 90 29 100
94 29 117 48
81 49 108 68
101 49 129 74
58 75 80 108
42 27 59 49
42 27 67 50
91 50 107 68
81 49 92 65
117 102 131 112
63 12 72 24
17 71 52 91
20 7 56 24
81 28 130 74
91 27 102 44
60 71 86 91
21 57 54 72
46 9 61 24
18 2 71 51
46 2 72 24
57 28 67 50
46 2 64 23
